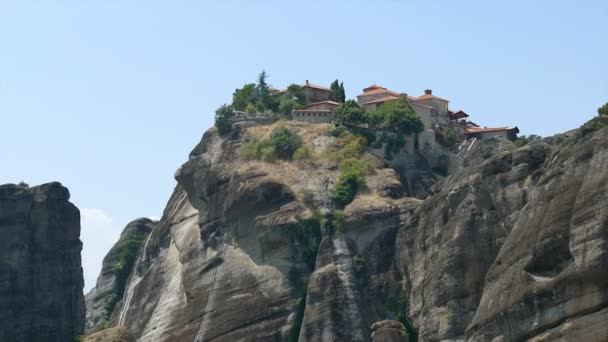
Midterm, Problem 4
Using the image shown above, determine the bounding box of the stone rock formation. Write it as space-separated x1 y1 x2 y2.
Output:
87 117 608 341
85 218 156 331
0 182 85 342
84 327 136 342
370 320 407 342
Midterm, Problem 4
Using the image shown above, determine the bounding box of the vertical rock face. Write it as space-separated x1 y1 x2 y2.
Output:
466 127 608 341
85 218 156 331
0 182 85 342
90 118 608 341
102 121 412 341
397 125 608 341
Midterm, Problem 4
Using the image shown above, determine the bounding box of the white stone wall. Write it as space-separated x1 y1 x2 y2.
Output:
410 103 436 130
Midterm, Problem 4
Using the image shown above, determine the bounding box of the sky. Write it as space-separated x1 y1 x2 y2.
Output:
0 0 606 292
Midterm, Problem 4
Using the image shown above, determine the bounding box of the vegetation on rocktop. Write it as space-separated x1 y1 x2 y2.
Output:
329 79 346 103
368 97 424 134
513 134 542 148
240 126 304 162
386 295 418 342
324 128 372 206
581 101 608 135
103 231 148 321
336 100 366 125
288 287 308 342
331 158 370 206
214 104 235 135
292 213 324 269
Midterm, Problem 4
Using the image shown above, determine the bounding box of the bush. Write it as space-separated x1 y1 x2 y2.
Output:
336 100 366 124
331 126 349 137
269 127 303 159
214 104 234 135
577 102 608 136
289 288 308 342
239 127 303 162
331 210 345 235
598 102 608 116
353 255 365 273
298 189 316 209
239 139 261 160
292 213 324 269
260 145 278 162
513 134 542 148
371 98 424 134
246 103 257 115
105 232 148 319
331 161 367 206
293 145 313 160
325 132 368 164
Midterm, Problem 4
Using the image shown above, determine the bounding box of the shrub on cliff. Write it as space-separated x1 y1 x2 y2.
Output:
232 83 256 111
598 102 608 116
269 127 303 159
239 127 303 161
293 145 313 160
214 104 234 134
105 232 148 319
368 98 424 134
582 102 608 135
336 100 366 124
331 158 369 206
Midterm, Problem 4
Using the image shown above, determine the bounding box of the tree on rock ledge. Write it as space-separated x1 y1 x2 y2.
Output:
330 80 346 103
214 104 234 134
336 100 366 124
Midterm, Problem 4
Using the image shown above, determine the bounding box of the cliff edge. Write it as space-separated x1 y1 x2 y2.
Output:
0 182 85 342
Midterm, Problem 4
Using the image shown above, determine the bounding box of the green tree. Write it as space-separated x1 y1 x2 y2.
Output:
214 104 234 134
269 127 303 159
232 83 256 111
598 102 608 116
277 84 306 116
255 70 276 111
375 98 424 134
246 103 257 115
336 100 366 124
330 158 369 206
329 80 346 103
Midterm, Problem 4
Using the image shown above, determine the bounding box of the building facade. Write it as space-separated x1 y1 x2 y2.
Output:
292 100 339 123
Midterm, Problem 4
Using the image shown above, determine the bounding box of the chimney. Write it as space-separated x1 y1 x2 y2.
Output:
306 80 309 86
424 89 432 95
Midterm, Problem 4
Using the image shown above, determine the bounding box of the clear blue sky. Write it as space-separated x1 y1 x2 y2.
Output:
1 0 606 291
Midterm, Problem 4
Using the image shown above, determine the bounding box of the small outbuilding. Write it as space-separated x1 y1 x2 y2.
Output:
464 126 519 141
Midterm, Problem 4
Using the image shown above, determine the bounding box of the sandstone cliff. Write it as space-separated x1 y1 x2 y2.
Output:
90 116 608 341
0 182 85 342
85 218 156 331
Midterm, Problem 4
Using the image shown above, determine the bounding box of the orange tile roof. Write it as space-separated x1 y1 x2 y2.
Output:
302 82 331 91
412 93 449 102
304 100 340 108
293 109 332 113
360 95 402 105
363 84 387 92
448 110 469 118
